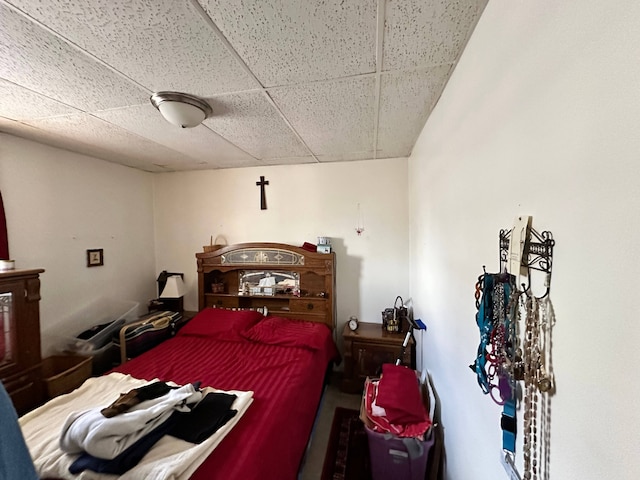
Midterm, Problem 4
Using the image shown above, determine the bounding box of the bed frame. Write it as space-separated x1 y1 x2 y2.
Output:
196 242 336 329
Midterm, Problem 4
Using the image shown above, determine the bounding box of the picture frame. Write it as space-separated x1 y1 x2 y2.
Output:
87 248 104 267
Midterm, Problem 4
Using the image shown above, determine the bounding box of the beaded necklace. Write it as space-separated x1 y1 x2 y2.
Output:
523 295 539 480
522 294 555 480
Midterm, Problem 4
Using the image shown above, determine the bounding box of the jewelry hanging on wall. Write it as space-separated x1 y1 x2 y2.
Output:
521 283 555 480
539 295 556 480
522 295 541 480
472 221 555 480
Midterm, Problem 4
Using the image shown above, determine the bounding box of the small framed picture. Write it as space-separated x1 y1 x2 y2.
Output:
87 248 104 267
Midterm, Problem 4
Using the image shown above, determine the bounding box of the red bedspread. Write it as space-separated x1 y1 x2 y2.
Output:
113 323 337 480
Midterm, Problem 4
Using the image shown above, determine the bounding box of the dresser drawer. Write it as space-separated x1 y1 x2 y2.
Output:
289 298 326 314
354 341 408 379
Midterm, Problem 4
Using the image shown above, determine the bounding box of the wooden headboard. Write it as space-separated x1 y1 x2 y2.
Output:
196 243 336 329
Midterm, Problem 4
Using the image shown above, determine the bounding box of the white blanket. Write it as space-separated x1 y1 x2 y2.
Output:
60 383 202 459
19 373 253 480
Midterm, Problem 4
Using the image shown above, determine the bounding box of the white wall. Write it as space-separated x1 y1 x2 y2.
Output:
0 135 156 355
0 132 409 358
409 1 640 479
153 159 409 352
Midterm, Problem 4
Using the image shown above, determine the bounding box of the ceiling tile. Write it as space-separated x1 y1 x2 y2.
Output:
22 113 208 171
383 0 482 71
0 116 164 172
268 77 376 156
0 2 148 110
0 78 80 120
4 0 258 96
203 91 310 159
377 67 452 156
198 0 377 86
94 104 260 168
261 156 316 166
315 151 376 163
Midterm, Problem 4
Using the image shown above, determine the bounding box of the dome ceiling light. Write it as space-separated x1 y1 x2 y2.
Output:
150 91 213 128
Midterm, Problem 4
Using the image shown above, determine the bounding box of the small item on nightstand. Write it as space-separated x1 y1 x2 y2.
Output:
382 308 398 333
348 316 359 331
0 259 15 271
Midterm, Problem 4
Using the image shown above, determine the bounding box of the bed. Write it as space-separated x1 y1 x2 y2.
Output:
19 242 339 480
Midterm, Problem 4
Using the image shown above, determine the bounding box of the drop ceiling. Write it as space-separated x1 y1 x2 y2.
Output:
0 0 487 172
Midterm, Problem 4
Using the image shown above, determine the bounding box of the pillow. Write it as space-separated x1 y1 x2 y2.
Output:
177 308 264 341
375 364 426 425
240 316 331 351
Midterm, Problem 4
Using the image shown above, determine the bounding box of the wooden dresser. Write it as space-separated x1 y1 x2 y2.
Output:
197 243 336 329
341 322 416 393
0 269 44 414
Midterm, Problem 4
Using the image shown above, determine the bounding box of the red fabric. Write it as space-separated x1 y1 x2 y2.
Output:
376 364 426 424
114 323 338 480
241 316 332 350
176 308 263 341
301 242 317 252
364 379 432 439
0 190 8 259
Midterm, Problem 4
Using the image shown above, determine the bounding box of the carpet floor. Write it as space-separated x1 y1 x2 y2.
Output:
320 407 372 480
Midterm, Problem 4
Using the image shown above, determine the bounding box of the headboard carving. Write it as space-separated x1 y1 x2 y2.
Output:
221 247 304 266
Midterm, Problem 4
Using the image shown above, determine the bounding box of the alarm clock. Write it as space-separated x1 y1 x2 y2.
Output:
348 316 359 331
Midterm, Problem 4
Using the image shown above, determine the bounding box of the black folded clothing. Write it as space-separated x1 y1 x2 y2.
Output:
169 392 238 444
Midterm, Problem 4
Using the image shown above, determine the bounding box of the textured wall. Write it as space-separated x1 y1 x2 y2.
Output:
0 134 156 356
152 158 410 354
409 1 640 479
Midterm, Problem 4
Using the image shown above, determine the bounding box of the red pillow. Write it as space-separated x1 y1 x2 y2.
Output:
240 316 331 351
177 308 263 341
376 364 426 425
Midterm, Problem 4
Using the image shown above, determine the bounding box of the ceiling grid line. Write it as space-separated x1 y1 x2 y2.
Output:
187 0 264 90
372 0 387 160
0 0 153 96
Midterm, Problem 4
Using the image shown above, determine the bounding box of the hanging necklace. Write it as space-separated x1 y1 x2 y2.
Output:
523 295 541 480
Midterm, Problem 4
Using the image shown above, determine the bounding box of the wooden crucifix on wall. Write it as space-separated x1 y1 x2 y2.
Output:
256 176 269 210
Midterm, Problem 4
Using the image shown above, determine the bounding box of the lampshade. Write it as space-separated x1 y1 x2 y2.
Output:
150 91 212 128
159 275 186 298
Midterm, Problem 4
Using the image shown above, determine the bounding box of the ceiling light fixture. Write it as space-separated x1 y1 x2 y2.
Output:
150 91 212 128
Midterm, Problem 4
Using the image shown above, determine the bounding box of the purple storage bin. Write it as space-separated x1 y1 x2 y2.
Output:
366 425 434 480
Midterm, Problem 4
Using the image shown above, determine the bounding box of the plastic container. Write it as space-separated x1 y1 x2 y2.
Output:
89 342 119 376
61 298 140 351
42 355 92 398
366 427 435 480
360 373 436 480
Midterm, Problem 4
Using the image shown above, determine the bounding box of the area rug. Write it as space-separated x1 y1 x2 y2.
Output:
321 407 372 480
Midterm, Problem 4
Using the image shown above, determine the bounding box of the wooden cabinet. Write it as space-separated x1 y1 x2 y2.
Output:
0 269 44 414
197 243 336 329
341 322 416 393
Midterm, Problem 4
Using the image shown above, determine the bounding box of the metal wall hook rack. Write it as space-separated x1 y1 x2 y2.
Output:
499 227 555 298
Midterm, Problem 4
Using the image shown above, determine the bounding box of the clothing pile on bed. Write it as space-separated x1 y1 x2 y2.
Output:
363 364 432 439
59 380 239 475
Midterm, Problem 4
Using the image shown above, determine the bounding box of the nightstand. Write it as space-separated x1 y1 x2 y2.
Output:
341 322 416 393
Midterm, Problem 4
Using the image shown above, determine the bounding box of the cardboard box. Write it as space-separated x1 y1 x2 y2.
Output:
42 355 92 398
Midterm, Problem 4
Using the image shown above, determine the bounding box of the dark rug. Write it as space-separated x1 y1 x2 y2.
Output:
321 407 372 480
